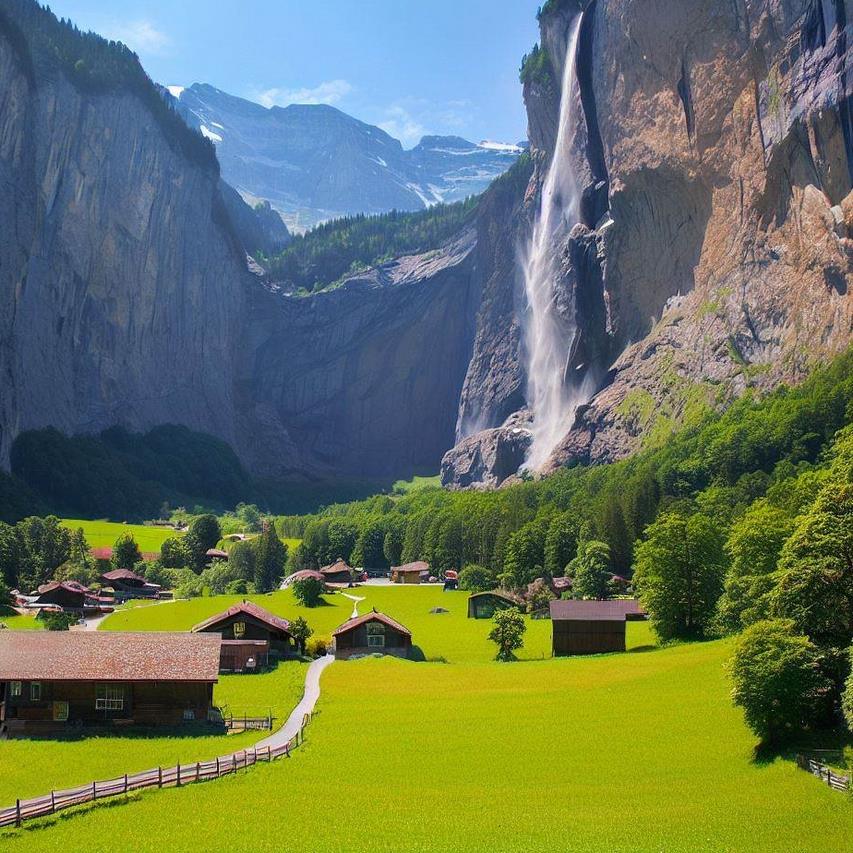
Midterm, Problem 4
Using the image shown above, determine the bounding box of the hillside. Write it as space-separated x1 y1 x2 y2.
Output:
172 83 522 230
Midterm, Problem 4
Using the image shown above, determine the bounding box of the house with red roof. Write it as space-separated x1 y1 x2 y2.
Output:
191 601 295 672
331 609 412 659
0 631 221 737
100 568 162 601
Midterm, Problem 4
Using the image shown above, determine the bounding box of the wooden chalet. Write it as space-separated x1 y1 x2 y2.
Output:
319 559 355 585
191 601 295 672
332 609 412 659
0 631 221 737
549 599 645 656
205 548 230 562
390 561 430 584
100 568 162 601
467 590 522 619
26 582 113 616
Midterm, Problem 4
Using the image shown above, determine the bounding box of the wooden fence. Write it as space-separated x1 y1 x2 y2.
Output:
0 712 313 830
223 713 275 732
796 754 851 793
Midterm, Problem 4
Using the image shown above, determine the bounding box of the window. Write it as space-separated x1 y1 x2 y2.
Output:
30 682 41 702
367 634 385 648
95 684 124 711
233 621 246 638
366 622 385 635
183 709 195 721
9 681 21 699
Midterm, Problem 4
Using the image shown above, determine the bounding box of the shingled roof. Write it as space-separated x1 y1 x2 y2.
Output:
549 599 645 622
101 568 148 583
0 631 221 682
391 561 430 574
332 609 412 638
191 601 291 636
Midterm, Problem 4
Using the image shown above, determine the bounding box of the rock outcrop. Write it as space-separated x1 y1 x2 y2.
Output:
442 0 853 486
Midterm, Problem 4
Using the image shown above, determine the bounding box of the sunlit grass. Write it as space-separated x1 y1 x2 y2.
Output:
61 519 180 553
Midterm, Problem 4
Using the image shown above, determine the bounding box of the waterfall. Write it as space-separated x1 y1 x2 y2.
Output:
520 14 585 471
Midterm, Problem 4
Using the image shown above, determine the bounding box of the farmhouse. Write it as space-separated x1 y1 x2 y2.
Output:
319 559 355 584
0 631 221 736
549 599 645 656
390 561 430 584
191 601 295 671
467 590 522 619
332 609 412 659
100 568 162 601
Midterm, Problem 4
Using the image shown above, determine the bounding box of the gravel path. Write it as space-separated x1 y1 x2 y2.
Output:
254 654 335 749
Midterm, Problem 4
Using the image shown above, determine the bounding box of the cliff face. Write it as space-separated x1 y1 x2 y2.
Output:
443 0 853 485
0 1 480 485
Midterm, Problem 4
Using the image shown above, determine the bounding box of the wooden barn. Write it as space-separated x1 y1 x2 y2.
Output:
191 601 294 671
390 561 430 584
467 590 522 619
549 599 645 656
319 559 355 585
0 631 221 737
332 610 412 659
100 568 162 601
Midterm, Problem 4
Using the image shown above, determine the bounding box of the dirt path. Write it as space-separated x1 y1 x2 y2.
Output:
255 654 335 749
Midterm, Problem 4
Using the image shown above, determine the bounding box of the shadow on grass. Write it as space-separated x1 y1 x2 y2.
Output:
627 644 658 654
750 728 853 767
16 722 229 745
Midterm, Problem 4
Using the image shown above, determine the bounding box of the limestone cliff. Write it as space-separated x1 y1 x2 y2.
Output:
443 0 853 486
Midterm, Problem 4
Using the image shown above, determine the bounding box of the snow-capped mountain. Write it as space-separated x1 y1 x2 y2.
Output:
169 84 523 231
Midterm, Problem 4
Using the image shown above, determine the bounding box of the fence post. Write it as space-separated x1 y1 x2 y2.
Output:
196 762 200 782
124 774 128 794
216 757 220 776
15 800 20 828
92 780 96 801
177 765 181 788
158 766 162 788
50 790 56 814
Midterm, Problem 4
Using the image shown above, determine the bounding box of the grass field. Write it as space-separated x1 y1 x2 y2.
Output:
0 661 305 806
99 585 617 662
61 519 180 553
3 637 851 850
0 612 39 629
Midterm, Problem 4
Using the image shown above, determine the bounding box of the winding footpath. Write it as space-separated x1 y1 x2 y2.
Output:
256 654 335 749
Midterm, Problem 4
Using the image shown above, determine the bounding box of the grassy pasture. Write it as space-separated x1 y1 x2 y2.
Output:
99 585 642 662
0 612 39 630
61 519 179 554
0 661 305 806
3 640 851 850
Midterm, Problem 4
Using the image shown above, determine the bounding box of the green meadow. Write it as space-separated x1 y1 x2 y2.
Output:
60 519 180 553
3 639 851 851
0 612 39 630
0 661 305 805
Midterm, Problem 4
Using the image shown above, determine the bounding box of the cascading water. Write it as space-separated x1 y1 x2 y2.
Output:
521 14 585 471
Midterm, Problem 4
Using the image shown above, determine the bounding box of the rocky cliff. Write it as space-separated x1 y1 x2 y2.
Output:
442 0 853 486
0 0 479 485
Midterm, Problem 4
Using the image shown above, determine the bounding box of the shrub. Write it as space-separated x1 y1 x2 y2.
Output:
843 647 853 733
40 611 78 631
293 576 325 607
729 620 831 744
459 564 496 593
306 635 330 657
488 608 526 662
289 616 313 654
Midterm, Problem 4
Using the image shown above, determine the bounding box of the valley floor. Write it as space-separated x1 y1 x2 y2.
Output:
1 588 850 850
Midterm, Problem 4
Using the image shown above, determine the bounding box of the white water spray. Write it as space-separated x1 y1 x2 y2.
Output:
521 14 585 470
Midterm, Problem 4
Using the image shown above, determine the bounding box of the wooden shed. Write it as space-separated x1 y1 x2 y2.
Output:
332 610 412 659
0 631 221 737
549 599 645 656
192 601 294 669
319 559 355 585
467 590 522 619
390 561 430 584
100 568 162 601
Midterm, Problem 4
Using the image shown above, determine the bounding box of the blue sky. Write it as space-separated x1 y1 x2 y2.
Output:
48 0 542 147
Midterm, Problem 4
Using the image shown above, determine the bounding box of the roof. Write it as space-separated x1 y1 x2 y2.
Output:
191 601 291 636
391 561 430 574
205 548 230 559
549 599 644 622
320 559 353 575
285 570 325 584
0 631 221 682
332 610 412 638
468 590 521 604
100 568 150 584
551 576 573 590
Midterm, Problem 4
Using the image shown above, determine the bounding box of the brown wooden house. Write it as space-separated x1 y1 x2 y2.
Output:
191 601 295 671
332 610 412 659
390 561 430 584
0 631 221 737
100 568 162 601
319 559 355 585
549 599 645 656
467 590 522 619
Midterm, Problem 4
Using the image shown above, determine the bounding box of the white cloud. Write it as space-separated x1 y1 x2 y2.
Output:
100 19 170 55
253 79 353 108
377 100 472 148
